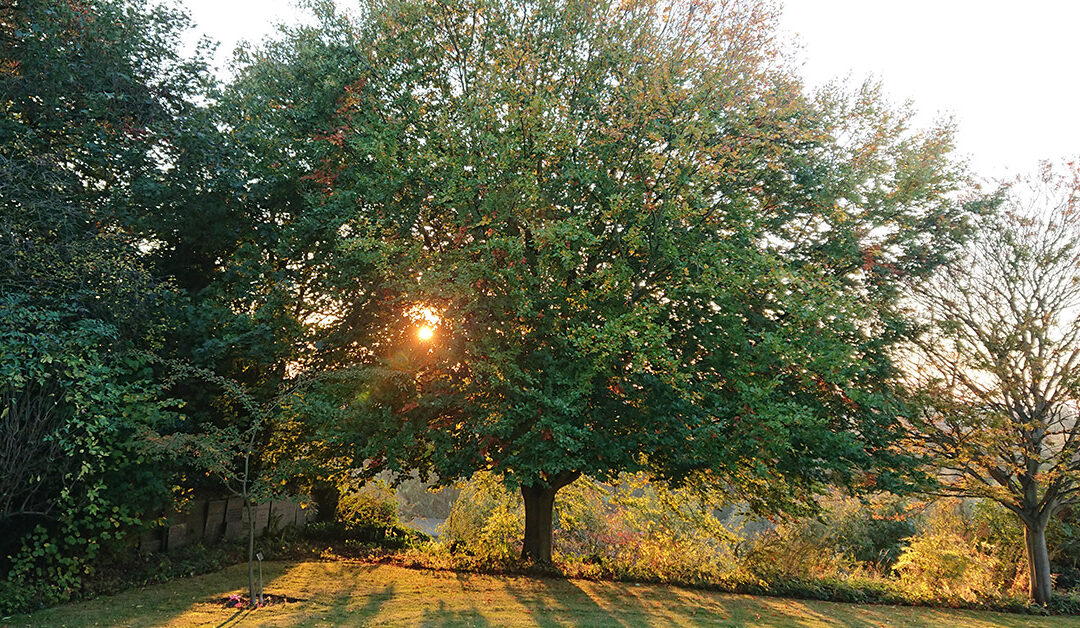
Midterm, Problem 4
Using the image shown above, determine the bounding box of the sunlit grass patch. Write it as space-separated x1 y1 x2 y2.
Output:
10 560 1080 627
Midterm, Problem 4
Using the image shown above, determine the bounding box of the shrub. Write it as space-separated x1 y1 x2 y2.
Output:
436 472 749 585
563 474 745 586
971 499 1028 594
741 492 917 582
1049 505 1080 590
891 501 1017 605
550 477 609 561
440 472 524 563
829 495 918 570
742 520 860 581
338 479 400 531
0 299 178 615
331 478 428 551
893 531 1003 604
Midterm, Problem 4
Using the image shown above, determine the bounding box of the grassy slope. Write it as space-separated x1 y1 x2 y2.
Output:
8 561 1079 627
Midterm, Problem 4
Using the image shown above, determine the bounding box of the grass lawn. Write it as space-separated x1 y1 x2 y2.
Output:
7 561 1079 627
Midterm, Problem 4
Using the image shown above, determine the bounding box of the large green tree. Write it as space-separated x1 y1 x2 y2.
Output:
202 0 979 563
269 0 978 562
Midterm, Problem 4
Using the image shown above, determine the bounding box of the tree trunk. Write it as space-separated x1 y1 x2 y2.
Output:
311 480 340 523
1023 518 1053 605
520 471 581 564
521 483 557 563
246 495 256 607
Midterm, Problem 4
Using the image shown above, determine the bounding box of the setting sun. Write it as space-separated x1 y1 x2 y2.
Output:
411 305 440 342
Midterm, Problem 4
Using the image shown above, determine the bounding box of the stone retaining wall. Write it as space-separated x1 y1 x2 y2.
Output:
139 497 316 553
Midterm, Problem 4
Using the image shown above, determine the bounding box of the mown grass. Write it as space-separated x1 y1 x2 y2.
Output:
8 560 1080 627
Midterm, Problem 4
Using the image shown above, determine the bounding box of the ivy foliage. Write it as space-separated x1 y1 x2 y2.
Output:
0 0 206 611
0 298 177 611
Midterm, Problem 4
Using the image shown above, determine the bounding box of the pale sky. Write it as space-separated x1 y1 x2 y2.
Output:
183 0 1080 182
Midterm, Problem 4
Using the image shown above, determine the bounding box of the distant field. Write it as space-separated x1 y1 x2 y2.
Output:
10 561 1078 627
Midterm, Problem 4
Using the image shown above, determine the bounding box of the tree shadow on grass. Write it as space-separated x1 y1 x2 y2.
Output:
351 583 396 623
151 561 391 627
498 574 634 628
420 599 490 627
255 563 392 626
495 574 1055 628
213 608 246 628
18 561 1072 628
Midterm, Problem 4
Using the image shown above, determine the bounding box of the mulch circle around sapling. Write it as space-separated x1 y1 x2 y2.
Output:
220 593 305 608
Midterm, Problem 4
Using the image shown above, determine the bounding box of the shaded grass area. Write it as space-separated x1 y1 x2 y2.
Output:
10 561 1080 627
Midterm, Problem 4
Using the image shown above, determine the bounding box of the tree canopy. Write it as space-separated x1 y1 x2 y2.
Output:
2 0 989 596
226 0 980 561
0 0 208 596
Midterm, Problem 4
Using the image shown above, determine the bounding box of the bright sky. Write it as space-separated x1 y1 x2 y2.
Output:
183 0 1080 182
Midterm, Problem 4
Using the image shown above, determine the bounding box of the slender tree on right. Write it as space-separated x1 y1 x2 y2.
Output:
906 162 1080 605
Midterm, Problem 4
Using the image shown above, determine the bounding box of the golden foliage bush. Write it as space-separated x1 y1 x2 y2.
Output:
894 532 1002 604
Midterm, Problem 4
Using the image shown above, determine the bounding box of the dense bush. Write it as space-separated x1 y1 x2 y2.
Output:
742 519 863 582
972 500 1028 593
888 500 1032 605
312 478 428 552
740 492 917 582
392 473 1080 613
1051 507 1080 589
556 475 747 586
441 473 525 564
0 299 178 615
430 472 750 585
338 479 400 531
894 531 1002 604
